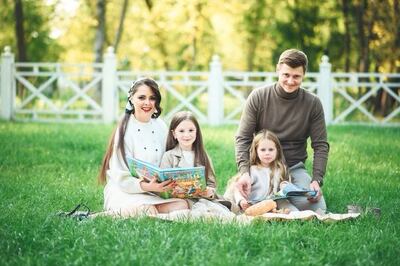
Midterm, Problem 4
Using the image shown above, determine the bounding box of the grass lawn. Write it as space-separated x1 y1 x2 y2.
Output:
0 121 399 265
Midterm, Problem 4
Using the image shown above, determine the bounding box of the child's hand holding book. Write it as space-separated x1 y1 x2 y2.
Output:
200 187 216 199
239 199 251 211
140 177 175 193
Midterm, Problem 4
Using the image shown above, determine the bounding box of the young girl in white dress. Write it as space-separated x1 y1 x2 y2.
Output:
224 129 297 212
97 78 189 217
160 111 217 199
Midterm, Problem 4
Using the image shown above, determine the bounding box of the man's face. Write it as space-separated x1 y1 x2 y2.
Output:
277 64 304 93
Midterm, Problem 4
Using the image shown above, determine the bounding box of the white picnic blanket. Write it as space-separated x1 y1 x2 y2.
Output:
151 199 361 224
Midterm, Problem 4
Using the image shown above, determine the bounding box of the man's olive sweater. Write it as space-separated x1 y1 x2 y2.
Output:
235 83 329 183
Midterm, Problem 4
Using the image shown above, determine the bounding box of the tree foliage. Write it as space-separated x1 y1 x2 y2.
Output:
0 0 398 72
0 0 61 62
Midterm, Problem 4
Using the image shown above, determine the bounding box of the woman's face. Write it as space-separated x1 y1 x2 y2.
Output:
130 85 157 122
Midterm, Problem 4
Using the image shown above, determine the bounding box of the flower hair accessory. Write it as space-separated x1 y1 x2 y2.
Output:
125 78 145 114
125 99 133 114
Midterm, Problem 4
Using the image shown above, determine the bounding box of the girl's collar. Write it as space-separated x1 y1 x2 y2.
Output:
170 145 194 157
169 145 183 157
178 144 193 152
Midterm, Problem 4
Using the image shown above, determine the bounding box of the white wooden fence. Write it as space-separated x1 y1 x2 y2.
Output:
1 46 399 125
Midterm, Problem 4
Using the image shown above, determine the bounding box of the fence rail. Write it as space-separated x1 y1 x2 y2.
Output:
1 46 399 126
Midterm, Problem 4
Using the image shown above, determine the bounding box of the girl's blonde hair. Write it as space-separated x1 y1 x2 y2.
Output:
165 111 215 179
225 130 290 200
250 129 290 186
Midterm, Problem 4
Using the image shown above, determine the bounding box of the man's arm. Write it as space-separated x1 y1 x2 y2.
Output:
235 89 261 197
235 90 260 175
309 97 330 185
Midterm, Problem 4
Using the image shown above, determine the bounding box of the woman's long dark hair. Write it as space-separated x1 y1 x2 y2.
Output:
165 111 215 180
98 78 162 184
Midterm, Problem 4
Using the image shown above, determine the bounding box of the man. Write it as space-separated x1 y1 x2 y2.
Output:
235 49 329 212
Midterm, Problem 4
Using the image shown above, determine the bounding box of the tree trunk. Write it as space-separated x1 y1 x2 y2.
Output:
14 0 27 98
113 0 129 53
14 0 27 62
144 0 153 10
354 0 374 100
341 0 351 72
391 0 400 71
385 0 400 117
355 0 374 73
94 0 106 63
355 0 367 72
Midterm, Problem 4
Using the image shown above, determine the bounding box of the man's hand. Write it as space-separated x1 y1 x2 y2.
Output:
236 172 251 199
309 180 322 202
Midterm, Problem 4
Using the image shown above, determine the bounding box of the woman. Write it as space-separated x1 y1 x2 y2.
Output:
98 78 189 216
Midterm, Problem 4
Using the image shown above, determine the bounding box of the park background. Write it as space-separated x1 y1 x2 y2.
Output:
1 0 400 265
2 0 399 73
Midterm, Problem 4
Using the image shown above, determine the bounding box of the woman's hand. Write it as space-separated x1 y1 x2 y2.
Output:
140 177 174 193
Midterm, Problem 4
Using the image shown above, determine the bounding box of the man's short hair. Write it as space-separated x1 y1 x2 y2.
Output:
278 49 308 73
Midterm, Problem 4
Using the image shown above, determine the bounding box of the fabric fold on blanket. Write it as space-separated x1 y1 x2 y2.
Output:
150 200 361 224
250 210 361 222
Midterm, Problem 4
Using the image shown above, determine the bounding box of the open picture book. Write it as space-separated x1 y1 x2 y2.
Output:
251 183 318 204
127 157 207 199
271 183 317 200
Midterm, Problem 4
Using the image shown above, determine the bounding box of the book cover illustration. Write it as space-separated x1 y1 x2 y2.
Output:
127 157 206 199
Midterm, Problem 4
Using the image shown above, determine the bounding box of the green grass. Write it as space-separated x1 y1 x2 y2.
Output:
0 121 399 265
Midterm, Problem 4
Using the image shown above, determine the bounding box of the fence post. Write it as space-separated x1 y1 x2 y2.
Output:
318 55 333 125
102 46 117 123
208 55 224 125
1 46 15 121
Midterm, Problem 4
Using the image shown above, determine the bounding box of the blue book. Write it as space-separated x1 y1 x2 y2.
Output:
271 183 317 200
127 157 206 199
250 183 318 204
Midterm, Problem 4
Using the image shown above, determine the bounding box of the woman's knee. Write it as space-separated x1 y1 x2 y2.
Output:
117 204 158 217
168 200 190 211
175 200 189 209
